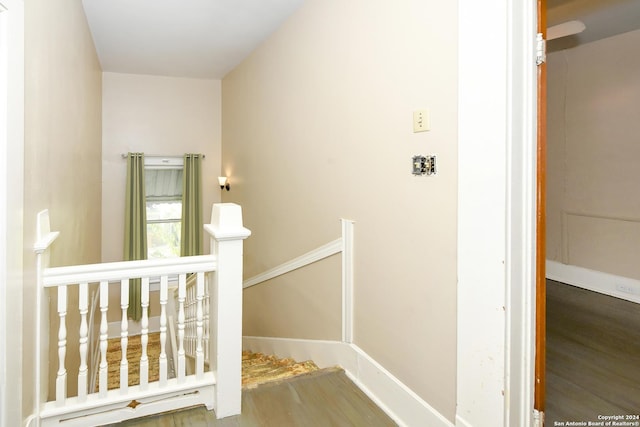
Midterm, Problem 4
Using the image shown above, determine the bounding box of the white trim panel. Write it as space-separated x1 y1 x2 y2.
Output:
547 260 640 304
458 0 513 425
242 336 453 427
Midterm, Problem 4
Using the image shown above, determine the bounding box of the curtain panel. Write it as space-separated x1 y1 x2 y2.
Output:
124 152 147 321
181 154 203 256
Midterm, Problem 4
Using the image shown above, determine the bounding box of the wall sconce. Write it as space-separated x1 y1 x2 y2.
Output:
218 176 230 191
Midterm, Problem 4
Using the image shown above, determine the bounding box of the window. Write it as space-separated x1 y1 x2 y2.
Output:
145 157 183 259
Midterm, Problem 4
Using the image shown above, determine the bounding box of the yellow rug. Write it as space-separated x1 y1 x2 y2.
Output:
242 351 319 389
96 336 319 391
96 333 162 391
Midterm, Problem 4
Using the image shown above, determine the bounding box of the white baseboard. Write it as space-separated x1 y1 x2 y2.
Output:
546 260 640 304
242 336 454 427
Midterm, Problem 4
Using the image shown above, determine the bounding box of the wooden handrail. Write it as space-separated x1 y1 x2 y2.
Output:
241 219 355 343
242 238 342 289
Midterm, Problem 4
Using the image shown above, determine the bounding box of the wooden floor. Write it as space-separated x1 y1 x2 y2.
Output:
546 280 640 424
103 368 397 426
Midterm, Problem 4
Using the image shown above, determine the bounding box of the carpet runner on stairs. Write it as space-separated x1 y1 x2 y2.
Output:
242 351 319 388
96 333 162 391
97 335 319 391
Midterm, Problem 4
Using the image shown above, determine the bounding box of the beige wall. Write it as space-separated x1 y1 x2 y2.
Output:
23 0 102 413
101 72 222 262
223 0 458 420
547 29 640 280
2 2 25 426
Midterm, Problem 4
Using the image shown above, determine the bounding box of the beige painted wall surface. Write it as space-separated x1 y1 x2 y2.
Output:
547 29 640 280
243 255 342 340
223 0 457 420
101 72 222 262
23 0 102 415
2 2 25 426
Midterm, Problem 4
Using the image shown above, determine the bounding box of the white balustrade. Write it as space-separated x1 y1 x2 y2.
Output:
140 277 150 390
159 275 168 386
181 272 211 369
56 285 67 406
33 204 250 426
195 271 205 379
188 284 196 356
87 288 100 395
77 282 89 402
177 274 186 383
99 281 108 398
204 283 210 363
119 279 129 393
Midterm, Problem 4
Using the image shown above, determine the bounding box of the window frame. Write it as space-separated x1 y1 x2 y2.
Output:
144 156 184 259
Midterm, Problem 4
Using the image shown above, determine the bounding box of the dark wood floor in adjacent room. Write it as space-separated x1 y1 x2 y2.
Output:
104 368 397 427
546 279 640 424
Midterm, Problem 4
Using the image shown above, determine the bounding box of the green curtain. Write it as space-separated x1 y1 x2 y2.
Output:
181 154 203 256
124 152 147 321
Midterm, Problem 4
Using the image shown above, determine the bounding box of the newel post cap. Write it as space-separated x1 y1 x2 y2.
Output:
204 203 251 241
34 209 60 253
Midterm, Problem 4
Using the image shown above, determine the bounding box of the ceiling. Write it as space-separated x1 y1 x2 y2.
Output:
547 0 640 50
82 0 640 79
82 0 306 80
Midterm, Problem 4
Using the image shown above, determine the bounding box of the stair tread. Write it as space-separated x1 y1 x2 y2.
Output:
242 350 321 388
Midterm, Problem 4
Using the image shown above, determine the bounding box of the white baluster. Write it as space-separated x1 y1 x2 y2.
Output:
159 275 168 386
185 285 190 356
99 281 108 397
188 285 194 356
191 285 196 356
196 271 204 378
120 279 129 393
56 285 68 406
77 282 88 401
139 277 150 390
177 273 186 383
204 282 210 363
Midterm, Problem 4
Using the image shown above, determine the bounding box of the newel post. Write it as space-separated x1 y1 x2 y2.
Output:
33 210 60 425
204 203 251 419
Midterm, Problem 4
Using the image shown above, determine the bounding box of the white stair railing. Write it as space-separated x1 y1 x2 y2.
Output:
86 289 100 396
175 272 211 367
242 218 355 343
33 203 250 427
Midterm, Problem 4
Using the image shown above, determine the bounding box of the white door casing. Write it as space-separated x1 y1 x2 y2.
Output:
457 0 537 426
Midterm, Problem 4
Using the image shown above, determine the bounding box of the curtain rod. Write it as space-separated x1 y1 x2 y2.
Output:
121 153 205 159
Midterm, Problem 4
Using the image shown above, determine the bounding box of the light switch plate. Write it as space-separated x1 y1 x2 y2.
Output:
413 109 430 133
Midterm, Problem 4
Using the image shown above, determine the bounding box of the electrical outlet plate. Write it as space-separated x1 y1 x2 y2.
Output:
615 283 638 295
412 155 436 176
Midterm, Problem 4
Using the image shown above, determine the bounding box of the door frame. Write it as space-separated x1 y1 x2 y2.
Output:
535 0 548 419
457 0 538 426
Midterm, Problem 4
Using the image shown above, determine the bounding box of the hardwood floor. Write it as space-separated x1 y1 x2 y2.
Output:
103 368 397 426
546 280 640 424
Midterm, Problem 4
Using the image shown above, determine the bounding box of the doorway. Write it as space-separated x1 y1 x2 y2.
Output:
542 0 640 423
